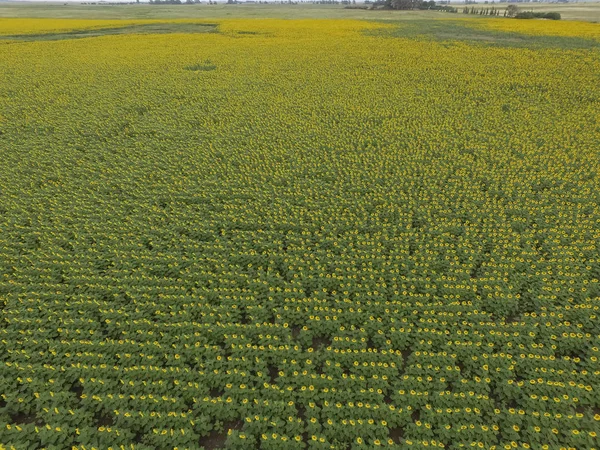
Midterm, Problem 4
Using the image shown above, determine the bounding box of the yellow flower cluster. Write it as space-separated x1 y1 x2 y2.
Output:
0 16 598 450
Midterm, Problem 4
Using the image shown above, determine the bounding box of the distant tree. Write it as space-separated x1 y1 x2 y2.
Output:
506 4 519 16
544 11 561 20
419 0 435 8
390 0 422 9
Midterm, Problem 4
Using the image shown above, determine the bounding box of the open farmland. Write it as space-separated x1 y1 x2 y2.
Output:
2 2 600 22
1 13 600 450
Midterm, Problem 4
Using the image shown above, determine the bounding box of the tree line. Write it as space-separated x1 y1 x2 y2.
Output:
462 4 561 19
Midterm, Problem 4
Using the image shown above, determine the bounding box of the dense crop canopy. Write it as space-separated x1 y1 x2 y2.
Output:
0 17 599 450
462 17 600 40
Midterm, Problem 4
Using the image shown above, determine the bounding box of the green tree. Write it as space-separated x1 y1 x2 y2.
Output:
390 0 423 10
506 4 519 17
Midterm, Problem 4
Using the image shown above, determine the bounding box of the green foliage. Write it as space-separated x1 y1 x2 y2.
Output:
184 60 217 71
515 11 562 20
1 22 218 42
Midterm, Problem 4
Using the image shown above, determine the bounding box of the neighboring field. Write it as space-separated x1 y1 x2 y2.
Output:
1 14 600 450
475 2 600 22
1 2 600 22
0 3 463 20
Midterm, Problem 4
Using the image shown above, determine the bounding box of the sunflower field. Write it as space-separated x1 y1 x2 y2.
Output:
0 16 599 450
